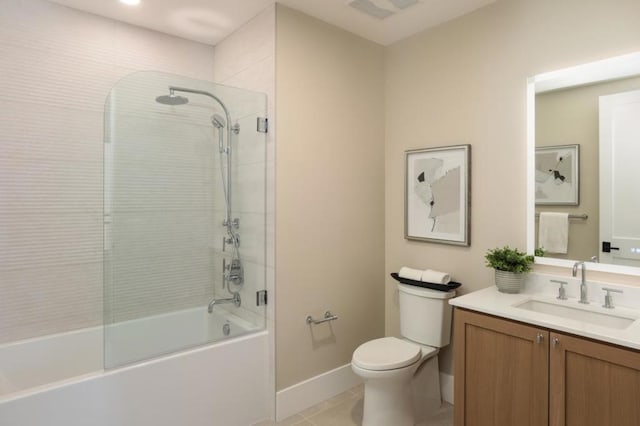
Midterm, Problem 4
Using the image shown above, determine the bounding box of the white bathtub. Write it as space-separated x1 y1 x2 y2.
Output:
0 307 270 426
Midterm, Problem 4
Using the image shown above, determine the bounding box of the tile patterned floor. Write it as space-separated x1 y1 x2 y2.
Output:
253 385 453 426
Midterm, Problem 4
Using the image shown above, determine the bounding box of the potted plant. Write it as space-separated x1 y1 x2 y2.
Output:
485 246 535 293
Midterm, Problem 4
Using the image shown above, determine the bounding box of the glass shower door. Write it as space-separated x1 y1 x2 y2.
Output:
104 71 267 368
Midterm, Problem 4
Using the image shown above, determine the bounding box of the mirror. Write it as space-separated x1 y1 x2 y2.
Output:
527 52 640 276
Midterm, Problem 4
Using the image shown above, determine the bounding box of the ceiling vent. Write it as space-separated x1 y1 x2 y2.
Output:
348 0 419 20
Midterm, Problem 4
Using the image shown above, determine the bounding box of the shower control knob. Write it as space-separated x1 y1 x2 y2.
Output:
223 218 240 229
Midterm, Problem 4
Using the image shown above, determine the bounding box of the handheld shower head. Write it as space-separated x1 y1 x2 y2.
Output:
211 114 226 129
212 114 227 154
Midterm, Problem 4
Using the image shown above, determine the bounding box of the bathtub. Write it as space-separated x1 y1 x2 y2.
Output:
0 307 270 426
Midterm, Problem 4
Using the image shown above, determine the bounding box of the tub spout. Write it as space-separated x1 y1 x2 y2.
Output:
208 292 241 313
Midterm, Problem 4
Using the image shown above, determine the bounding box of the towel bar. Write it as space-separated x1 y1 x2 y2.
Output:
535 213 588 220
306 311 338 325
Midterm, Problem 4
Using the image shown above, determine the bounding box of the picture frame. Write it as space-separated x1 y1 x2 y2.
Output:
535 144 580 205
405 144 471 246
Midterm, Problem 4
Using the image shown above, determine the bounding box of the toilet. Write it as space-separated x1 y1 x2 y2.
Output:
351 283 455 426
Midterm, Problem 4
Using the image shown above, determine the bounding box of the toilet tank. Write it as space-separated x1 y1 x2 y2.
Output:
398 283 455 347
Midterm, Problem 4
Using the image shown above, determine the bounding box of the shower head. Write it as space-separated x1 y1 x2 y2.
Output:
212 113 226 154
211 114 226 129
155 91 189 106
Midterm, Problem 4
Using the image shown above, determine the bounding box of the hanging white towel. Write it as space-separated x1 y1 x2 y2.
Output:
399 266 423 281
421 269 451 284
538 212 569 254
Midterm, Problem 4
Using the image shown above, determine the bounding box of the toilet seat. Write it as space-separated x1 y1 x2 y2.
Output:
353 337 428 371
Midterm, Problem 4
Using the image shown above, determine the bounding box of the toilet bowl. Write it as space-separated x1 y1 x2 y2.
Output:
351 284 455 426
352 337 440 426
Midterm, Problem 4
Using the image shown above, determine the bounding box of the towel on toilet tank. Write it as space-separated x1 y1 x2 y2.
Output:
421 269 451 284
398 266 423 281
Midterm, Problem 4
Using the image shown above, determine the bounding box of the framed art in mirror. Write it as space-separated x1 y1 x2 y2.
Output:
535 144 579 206
404 144 471 246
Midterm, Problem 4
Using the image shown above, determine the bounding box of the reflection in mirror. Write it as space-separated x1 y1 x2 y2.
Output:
527 52 640 275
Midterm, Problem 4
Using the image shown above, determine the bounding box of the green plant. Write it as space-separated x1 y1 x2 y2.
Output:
534 247 546 257
485 246 535 273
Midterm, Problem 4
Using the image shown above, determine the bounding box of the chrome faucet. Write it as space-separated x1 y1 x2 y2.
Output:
572 261 589 304
208 292 241 313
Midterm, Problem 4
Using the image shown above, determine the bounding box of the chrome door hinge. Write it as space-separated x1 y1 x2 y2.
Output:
257 117 268 133
256 290 268 306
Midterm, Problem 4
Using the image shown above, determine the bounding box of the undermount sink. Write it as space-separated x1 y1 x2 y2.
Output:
515 299 638 330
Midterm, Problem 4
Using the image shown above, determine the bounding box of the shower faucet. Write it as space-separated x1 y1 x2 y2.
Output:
222 257 244 289
208 292 241 313
222 235 240 251
223 218 240 229
227 259 244 285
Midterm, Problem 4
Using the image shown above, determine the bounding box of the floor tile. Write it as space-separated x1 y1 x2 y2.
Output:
305 393 363 426
277 414 307 425
271 385 453 426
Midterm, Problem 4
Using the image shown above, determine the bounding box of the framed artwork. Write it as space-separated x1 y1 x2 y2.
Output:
405 144 471 246
535 144 579 205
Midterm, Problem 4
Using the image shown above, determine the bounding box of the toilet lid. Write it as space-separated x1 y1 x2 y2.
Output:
352 337 421 371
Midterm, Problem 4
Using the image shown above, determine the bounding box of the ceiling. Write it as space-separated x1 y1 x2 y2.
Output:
47 0 495 46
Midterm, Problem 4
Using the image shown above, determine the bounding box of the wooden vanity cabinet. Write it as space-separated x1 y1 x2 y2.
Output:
454 307 640 426
453 308 549 426
550 331 640 426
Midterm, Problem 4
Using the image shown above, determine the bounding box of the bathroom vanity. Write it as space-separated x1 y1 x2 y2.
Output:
469 51 640 426
450 277 640 426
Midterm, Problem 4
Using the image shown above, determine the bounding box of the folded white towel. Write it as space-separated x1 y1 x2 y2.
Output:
421 269 451 284
399 266 423 281
538 212 569 254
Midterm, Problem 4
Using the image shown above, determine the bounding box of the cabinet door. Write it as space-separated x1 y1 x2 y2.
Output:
454 308 549 426
550 332 640 426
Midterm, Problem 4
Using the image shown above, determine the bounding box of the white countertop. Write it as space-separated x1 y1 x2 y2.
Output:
449 273 640 350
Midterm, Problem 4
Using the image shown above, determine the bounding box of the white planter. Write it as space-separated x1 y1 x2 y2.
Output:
494 270 526 294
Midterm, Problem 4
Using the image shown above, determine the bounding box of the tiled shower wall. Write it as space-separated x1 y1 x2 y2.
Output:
0 0 219 343
209 8 276 420
211 6 276 325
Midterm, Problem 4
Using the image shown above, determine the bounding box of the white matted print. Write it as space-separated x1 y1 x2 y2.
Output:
405 145 471 246
535 144 579 205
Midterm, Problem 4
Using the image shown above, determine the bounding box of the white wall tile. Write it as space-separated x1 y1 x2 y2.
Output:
212 5 275 83
211 9 275 418
0 0 273 361
114 23 214 79
0 263 103 344
0 43 116 112
0 0 117 65
220 55 275 96
0 0 216 343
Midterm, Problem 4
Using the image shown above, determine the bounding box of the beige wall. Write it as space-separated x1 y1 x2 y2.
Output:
535 75 640 262
385 0 640 375
275 5 385 390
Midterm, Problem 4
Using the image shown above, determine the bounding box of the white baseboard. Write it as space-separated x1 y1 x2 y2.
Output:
276 365 454 421
276 364 362 421
440 372 454 404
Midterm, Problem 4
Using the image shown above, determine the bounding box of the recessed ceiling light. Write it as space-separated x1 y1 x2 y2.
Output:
119 0 140 6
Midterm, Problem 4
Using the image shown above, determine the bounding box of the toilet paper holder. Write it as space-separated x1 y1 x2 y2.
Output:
306 311 338 325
